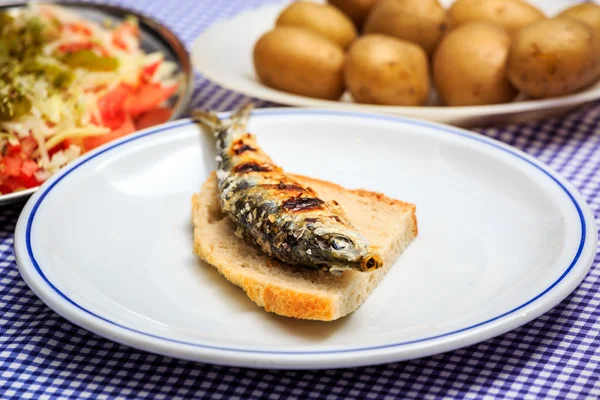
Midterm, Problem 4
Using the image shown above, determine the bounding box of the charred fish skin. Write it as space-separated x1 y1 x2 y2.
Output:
192 104 383 273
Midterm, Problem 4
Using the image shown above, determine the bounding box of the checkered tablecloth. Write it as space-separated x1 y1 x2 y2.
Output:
1 0 599 398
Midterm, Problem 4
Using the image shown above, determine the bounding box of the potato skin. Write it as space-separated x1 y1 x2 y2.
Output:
448 0 545 35
253 27 345 100
363 0 447 56
327 0 380 29
275 1 357 49
506 18 600 99
557 3 600 37
433 22 517 106
344 35 430 106
557 3 600 82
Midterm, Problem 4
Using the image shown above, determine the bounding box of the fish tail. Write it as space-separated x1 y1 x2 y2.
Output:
191 102 254 137
230 102 253 130
193 103 255 172
191 109 223 133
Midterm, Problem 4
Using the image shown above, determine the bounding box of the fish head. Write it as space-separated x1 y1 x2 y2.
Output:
309 229 383 273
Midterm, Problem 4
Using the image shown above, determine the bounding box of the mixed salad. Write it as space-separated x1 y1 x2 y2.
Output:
0 4 180 194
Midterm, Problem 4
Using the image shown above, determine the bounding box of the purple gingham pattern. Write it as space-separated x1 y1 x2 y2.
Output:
1 0 600 398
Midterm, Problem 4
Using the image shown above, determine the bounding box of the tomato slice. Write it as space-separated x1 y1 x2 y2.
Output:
58 42 93 53
0 177 25 193
64 22 93 37
57 41 110 57
97 84 133 129
141 60 161 82
83 114 136 151
2 156 22 177
6 142 21 155
20 160 39 178
18 173 41 189
0 138 42 193
112 36 129 51
123 83 178 118
134 107 172 130
0 171 40 192
112 21 140 51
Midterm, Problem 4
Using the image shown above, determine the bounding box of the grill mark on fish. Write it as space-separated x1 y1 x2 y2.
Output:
232 139 256 155
277 182 303 191
235 144 255 154
234 162 272 174
281 197 325 212
255 183 305 192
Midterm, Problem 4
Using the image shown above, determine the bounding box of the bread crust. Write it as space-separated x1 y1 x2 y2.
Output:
192 172 417 321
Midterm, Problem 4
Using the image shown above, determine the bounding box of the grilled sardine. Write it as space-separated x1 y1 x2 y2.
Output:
193 104 383 273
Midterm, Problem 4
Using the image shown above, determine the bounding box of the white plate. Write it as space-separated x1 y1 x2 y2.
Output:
191 0 600 127
14 109 597 369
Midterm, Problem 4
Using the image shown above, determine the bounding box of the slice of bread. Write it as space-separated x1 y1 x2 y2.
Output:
191 172 418 321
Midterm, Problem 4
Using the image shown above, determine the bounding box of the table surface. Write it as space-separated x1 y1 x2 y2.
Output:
1 0 599 398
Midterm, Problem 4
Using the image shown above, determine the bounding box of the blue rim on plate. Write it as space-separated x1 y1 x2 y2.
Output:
17 109 593 357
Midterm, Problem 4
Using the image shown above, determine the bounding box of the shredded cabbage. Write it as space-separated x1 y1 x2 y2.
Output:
0 3 180 187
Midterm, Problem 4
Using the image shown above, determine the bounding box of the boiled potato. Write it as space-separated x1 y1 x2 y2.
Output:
344 35 430 106
363 0 447 56
557 3 600 37
275 1 357 49
327 0 380 29
557 3 600 82
448 0 545 35
433 22 517 106
253 27 345 100
507 18 600 99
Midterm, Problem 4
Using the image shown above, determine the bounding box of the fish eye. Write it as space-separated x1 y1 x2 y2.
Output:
330 236 351 250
